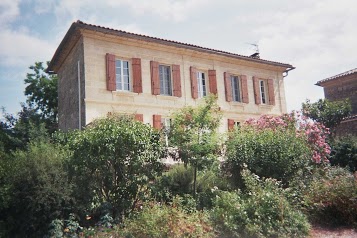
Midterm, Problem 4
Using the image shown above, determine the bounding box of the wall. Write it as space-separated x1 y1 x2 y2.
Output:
57 37 85 131
81 31 288 132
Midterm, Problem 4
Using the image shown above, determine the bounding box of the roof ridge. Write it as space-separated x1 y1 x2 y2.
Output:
75 20 293 68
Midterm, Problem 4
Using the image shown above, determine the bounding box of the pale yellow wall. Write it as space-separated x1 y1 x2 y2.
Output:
82 31 288 132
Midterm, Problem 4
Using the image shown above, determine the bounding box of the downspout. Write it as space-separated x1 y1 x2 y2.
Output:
281 66 295 113
78 60 81 130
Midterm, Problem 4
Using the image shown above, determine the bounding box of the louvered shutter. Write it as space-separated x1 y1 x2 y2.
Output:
228 119 235 131
106 53 116 91
240 75 249 103
190 67 198 99
135 114 143 122
151 61 160 95
267 79 275 105
132 58 142 93
253 76 261 105
224 72 232 102
172 64 182 97
208 70 217 94
153 114 162 129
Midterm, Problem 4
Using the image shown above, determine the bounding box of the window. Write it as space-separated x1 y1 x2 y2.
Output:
259 80 267 104
231 76 241 102
159 65 172 95
197 72 207 97
115 59 130 91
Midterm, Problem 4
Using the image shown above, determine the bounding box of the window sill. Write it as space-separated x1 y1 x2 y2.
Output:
156 95 178 101
112 90 138 96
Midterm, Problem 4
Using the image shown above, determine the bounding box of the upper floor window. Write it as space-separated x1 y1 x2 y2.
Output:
159 65 172 96
231 76 241 102
197 72 207 98
259 80 267 104
115 59 130 91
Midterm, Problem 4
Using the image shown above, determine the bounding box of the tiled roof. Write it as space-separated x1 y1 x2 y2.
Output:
48 20 294 72
316 68 357 86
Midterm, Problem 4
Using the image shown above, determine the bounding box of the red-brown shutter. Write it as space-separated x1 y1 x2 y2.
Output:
228 119 235 131
132 58 142 93
240 75 249 103
267 79 275 105
224 72 232 102
190 66 198 99
153 114 162 129
151 61 160 95
106 53 116 91
172 64 182 97
135 114 143 122
253 76 261 105
208 70 217 95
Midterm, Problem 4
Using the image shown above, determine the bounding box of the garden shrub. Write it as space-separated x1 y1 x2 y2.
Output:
120 196 214 238
60 115 164 220
0 142 73 237
225 127 312 187
329 136 357 172
303 166 357 226
211 169 310 238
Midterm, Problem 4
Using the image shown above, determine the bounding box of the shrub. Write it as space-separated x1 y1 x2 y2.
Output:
303 166 357 226
120 197 214 238
329 136 357 172
211 169 310 238
225 127 311 187
0 142 73 237
59 115 164 220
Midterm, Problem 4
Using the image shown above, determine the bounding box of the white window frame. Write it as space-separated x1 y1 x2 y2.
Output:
259 80 267 104
159 65 172 96
197 71 207 98
231 75 241 102
115 59 130 91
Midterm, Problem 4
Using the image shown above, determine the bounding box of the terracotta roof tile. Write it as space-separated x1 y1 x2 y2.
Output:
316 68 357 86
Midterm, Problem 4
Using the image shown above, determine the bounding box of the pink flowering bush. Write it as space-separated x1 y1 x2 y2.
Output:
245 111 331 163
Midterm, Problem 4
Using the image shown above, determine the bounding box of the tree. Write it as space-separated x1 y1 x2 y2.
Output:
302 99 351 135
24 61 58 132
60 115 163 219
169 95 222 197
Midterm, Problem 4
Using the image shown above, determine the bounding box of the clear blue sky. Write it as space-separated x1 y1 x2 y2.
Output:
1 0 356 117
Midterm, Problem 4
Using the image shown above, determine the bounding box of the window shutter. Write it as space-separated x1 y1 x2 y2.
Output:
190 66 198 99
153 114 162 129
240 75 249 103
172 64 182 97
224 72 232 102
267 79 275 105
208 70 217 94
132 58 142 93
253 76 261 105
150 61 160 95
228 119 235 131
106 53 116 91
135 114 143 122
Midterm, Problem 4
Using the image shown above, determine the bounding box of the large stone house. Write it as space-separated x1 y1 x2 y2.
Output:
47 20 295 132
316 68 357 136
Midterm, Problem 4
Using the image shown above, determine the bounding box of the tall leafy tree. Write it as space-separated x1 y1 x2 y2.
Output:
302 99 351 135
169 95 222 197
24 61 58 132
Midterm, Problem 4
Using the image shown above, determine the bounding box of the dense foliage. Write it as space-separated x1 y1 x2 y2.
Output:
329 136 357 172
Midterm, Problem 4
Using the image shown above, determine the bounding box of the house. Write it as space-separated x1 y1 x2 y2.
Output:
47 20 295 132
316 68 357 136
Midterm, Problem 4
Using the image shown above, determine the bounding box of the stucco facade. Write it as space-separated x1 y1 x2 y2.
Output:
48 21 294 132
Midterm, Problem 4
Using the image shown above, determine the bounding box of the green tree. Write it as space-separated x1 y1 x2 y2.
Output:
0 142 73 237
169 95 222 197
302 99 351 135
60 115 163 219
24 61 58 132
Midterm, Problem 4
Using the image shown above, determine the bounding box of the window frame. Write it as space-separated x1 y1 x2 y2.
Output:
115 59 131 91
197 71 207 98
159 64 173 96
259 80 267 104
230 75 242 102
